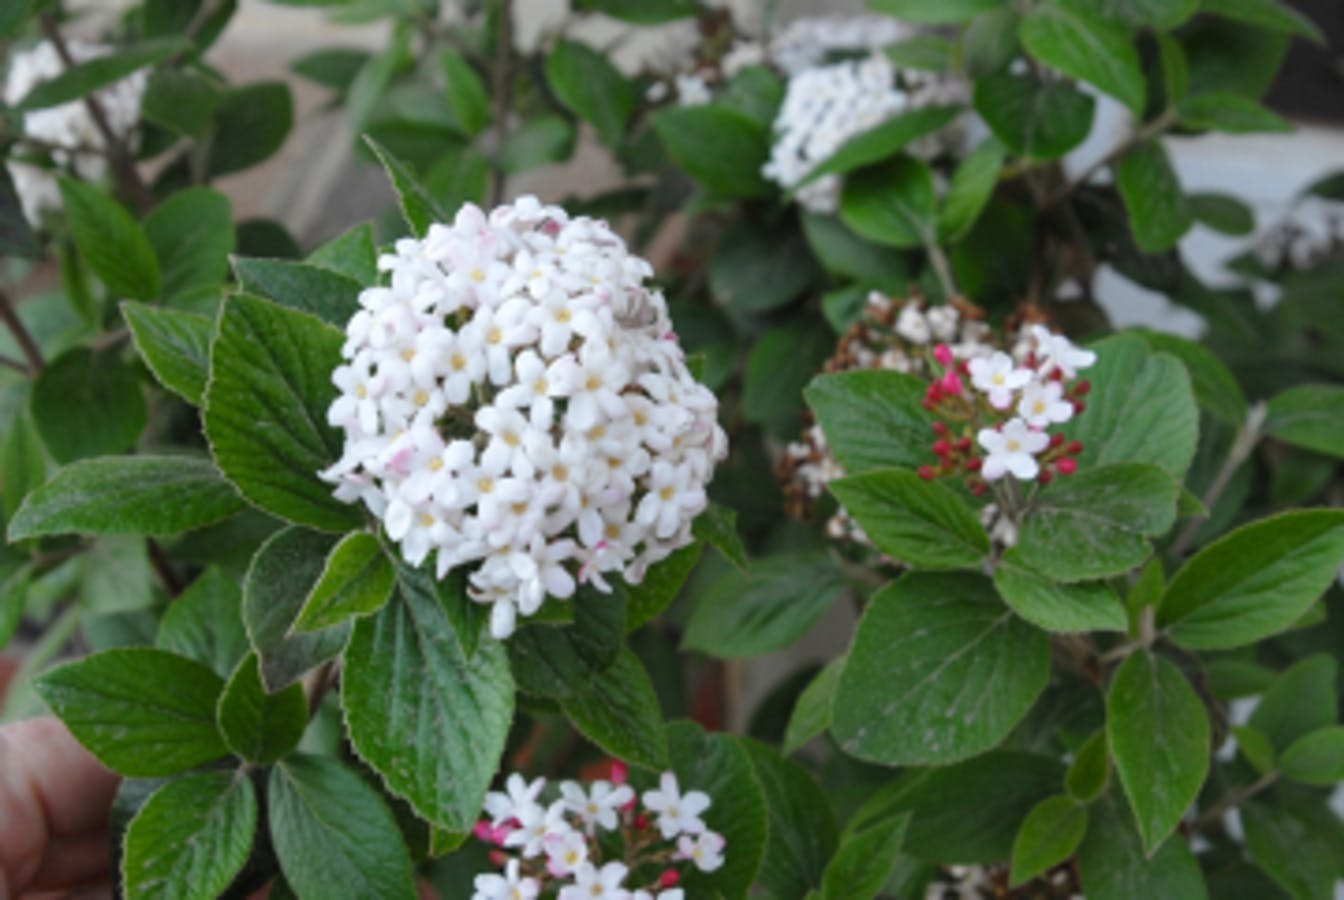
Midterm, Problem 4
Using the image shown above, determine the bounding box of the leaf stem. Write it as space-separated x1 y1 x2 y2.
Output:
1043 108 1179 208
1194 771 1278 830
487 0 514 207
1168 402 1268 558
146 538 183 597
0 354 28 373
38 13 157 214
924 238 958 300
0 288 44 375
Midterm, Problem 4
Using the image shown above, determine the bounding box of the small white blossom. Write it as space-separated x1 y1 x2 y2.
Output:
558 862 630 900
1030 324 1097 379
1017 380 1075 428
978 419 1050 481
544 829 590 877
642 772 711 839
484 773 546 826
677 830 726 872
505 800 574 858
560 779 634 833
472 859 541 900
967 351 1032 410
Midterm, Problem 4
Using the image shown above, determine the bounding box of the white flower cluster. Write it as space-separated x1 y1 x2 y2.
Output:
970 325 1095 482
767 14 917 76
321 197 727 639
473 771 726 900
3 40 147 224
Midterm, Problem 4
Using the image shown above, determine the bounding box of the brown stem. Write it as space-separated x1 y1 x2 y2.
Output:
1168 402 1267 558
1194 771 1278 830
1042 108 1179 209
39 13 157 214
0 354 28 373
487 0 514 207
306 660 339 716
146 538 184 596
0 289 44 375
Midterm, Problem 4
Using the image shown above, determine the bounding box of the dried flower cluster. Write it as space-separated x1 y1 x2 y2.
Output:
3 40 147 224
321 197 727 638
472 767 726 900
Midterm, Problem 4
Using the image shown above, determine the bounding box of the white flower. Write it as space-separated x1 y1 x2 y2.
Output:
1030 324 1097 378
504 800 574 858
675 73 712 106
484 773 546 826
677 830 727 873
895 304 932 344
642 772 711 839
321 197 727 637
543 828 589 877
967 352 1032 410
558 862 630 900
560 779 634 833
977 419 1050 481
472 859 541 900
632 892 684 900
768 15 916 76
1017 380 1074 428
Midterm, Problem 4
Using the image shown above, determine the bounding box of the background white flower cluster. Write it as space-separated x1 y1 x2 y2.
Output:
472 771 726 900
321 197 727 638
3 40 147 224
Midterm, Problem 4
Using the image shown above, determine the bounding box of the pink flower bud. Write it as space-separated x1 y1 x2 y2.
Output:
488 849 509 867
473 820 495 843
932 439 951 457
933 344 954 367
1057 458 1078 475
917 465 937 481
609 760 628 784
938 370 964 396
659 869 681 888
932 421 949 436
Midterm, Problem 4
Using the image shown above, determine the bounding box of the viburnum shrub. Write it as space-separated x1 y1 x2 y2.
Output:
1 1 1343 899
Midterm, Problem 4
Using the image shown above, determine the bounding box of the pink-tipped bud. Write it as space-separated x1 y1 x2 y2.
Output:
917 465 938 481
933 344 954 367
488 849 510 867
1067 440 1084 455
1057 458 1078 475
659 869 681 888
1037 471 1053 485
932 439 952 457
955 437 972 453
1048 433 1065 449
938 370 964 396
932 421 949 436
609 759 628 784
966 457 983 473
474 820 496 844
1073 379 1091 397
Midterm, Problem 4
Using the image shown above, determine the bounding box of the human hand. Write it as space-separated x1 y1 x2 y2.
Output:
0 717 120 899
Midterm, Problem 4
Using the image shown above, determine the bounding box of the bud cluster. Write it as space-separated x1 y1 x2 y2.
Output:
472 765 726 900
321 197 727 639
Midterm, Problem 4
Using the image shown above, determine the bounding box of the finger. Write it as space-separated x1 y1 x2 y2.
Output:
27 829 112 892
0 717 120 894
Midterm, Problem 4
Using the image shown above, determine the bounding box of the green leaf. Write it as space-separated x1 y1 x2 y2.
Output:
232 258 362 327
1100 0 1198 28
708 225 819 313
269 755 418 900
545 39 636 146
846 750 1064 863
994 554 1128 632
1158 33 1189 104
141 68 223 137
804 369 935 474
1199 0 1324 43
1181 92 1291 133
31 347 147 464
307 223 378 284
833 572 1049 766
58 178 161 301
1241 802 1337 900
1020 2 1145 114
683 554 847 658
796 105 961 188
293 531 394 632
122 772 257 900
1134 329 1247 425
1106 650 1209 851
0 567 30 652
1265 384 1344 458
742 319 834 437
217 652 308 765
839 156 936 249
820 812 910 900
1010 795 1087 887
0 165 41 259
665 721 768 899
1231 724 1276 775
0 0 35 40
35 647 228 776
1115 141 1193 254
739 738 838 898
561 647 669 770
1013 463 1178 582
510 586 625 697
868 0 997 23
1159 510 1344 649
122 302 213 404
784 658 842 754
973 72 1095 160
829 468 989 569
886 34 955 71
1077 791 1208 900
1 410 48 522
626 543 701 631
144 187 234 303
363 135 446 238
691 503 748 570
343 564 515 830
652 105 772 198
963 8 1021 77
937 140 1004 242
243 527 349 690
800 213 909 293
8 455 244 540
440 48 489 136
157 567 249 678
1069 335 1199 479
1066 730 1111 801
203 293 360 532
1248 654 1337 753
574 0 700 22
498 115 577 174
18 38 190 110
207 82 294 177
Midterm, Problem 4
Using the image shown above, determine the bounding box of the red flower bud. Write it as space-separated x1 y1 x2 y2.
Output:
609 760 628 784
1056 458 1078 475
1073 400 1086 414
966 457 983 472
473 820 495 844
1048 433 1065 449
955 437 972 453
932 439 951 457
659 869 681 888
968 479 987 496
933 344 954 367
917 465 938 481
1073 379 1091 397
488 850 510 867
932 421 949 436
1037 470 1053 485
634 814 650 831
1067 440 1084 455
